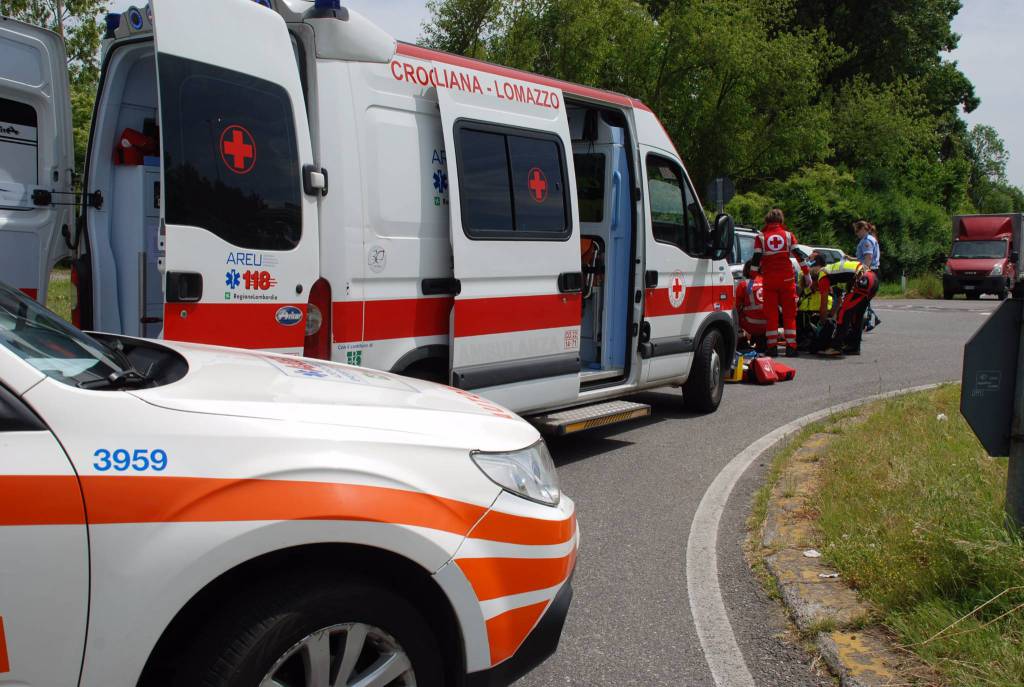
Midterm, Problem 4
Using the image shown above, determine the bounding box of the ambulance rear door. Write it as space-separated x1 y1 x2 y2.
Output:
437 68 583 414
153 0 319 353
0 18 73 303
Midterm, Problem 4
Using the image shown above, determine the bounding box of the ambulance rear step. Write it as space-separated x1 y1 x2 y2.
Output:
529 400 651 436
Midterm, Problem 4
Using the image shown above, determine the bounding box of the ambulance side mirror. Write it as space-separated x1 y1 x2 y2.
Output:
708 213 735 261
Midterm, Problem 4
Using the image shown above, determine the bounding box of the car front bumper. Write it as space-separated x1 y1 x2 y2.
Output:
944 274 1007 295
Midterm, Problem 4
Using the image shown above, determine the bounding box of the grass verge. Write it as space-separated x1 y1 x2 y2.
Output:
876 273 944 299
46 268 73 323
815 385 1024 686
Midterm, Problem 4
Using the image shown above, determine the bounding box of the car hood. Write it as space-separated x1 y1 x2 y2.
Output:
128 342 539 452
948 257 1001 272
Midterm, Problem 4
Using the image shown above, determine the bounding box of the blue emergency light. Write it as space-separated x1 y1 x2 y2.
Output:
125 6 145 31
104 13 121 38
253 0 273 7
314 0 343 8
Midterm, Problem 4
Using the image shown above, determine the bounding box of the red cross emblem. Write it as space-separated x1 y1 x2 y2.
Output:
527 167 548 203
754 285 764 303
766 234 785 252
220 125 256 174
668 272 685 308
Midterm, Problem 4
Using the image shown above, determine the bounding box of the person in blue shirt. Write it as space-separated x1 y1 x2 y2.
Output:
854 220 881 331
855 220 880 271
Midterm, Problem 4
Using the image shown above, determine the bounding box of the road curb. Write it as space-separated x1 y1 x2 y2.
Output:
755 387 943 687
687 383 942 687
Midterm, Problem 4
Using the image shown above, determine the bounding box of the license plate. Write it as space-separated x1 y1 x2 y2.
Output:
964 285 976 290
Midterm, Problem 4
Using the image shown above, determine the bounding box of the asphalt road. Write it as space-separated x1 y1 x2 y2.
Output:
518 297 999 686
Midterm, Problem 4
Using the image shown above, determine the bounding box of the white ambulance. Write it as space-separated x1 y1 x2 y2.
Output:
0 279 576 686
0 0 737 432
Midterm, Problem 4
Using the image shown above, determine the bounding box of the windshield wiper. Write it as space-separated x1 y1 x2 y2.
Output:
78 366 153 390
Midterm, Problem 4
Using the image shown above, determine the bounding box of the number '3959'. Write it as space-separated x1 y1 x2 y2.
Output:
93 449 168 472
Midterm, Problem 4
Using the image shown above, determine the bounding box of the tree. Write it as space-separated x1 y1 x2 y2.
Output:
6 0 106 171
421 0 500 57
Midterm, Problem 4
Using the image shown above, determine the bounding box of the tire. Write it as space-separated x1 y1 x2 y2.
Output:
967 292 981 300
998 289 1009 301
942 290 954 300
166 574 444 687
683 329 725 413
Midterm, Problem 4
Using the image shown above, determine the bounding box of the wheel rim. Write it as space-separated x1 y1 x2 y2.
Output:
709 348 722 392
260 622 415 687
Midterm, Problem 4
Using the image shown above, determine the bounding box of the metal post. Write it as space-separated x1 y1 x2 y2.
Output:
1008 299 1024 529
716 178 724 215
901 271 907 295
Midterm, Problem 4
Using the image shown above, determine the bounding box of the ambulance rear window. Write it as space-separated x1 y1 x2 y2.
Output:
455 123 570 240
159 55 301 251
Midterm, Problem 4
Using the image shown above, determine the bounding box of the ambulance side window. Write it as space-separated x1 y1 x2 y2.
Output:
455 122 570 240
159 55 301 251
646 154 702 256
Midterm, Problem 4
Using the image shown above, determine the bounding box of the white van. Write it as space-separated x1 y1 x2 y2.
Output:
0 0 737 430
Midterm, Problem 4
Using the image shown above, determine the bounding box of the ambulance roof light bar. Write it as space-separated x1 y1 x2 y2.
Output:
308 0 349 20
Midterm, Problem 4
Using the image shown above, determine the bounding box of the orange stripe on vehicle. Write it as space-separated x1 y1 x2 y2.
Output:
472 510 575 546
457 549 576 601
0 616 10 673
644 284 734 318
164 302 307 349
0 475 571 547
454 294 581 338
78 476 485 532
332 300 364 343
364 297 452 341
0 475 85 526
485 600 548 665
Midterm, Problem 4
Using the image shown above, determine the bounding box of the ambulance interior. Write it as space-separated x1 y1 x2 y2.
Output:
568 107 636 386
82 39 162 338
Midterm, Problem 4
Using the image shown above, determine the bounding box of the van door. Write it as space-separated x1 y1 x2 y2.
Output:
0 18 73 303
436 70 582 413
153 0 319 353
640 149 710 382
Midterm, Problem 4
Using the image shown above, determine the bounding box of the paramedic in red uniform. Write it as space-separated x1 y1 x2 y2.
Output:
750 208 807 357
735 261 768 350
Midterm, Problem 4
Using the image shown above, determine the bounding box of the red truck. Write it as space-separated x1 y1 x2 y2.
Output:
943 213 1023 300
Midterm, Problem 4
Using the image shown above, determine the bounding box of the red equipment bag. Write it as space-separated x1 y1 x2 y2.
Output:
773 361 796 381
113 128 158 165
747 357 778 385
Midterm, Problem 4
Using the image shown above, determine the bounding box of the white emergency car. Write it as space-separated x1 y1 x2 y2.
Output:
0 279 576 686
0 0 736 433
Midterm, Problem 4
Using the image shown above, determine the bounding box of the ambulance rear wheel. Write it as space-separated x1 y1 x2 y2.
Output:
171 574 443 687
683 329 725 413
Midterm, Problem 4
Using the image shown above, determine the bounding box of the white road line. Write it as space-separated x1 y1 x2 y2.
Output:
686 383 943 687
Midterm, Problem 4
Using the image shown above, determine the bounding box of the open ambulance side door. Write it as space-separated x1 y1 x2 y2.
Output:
437 68 582 414
152 0 319 353
0 18 73 303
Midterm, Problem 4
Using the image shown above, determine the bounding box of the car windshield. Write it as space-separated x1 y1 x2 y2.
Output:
951 240 1006 259
736 234 756 264
0 281 125 387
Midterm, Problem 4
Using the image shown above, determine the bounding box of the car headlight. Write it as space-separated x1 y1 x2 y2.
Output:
992 264 1003 276
472 440 560 506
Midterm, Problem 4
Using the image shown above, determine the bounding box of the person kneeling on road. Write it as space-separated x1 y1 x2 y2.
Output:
735 261 768 351
809 254 878 356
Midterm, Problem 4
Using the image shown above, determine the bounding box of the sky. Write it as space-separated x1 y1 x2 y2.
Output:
111 0 1022 190
951 1 1024 190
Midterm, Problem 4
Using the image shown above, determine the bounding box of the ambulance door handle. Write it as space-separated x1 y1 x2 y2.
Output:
644 270 658 288
422 278 461 296
165 272 203 303
558 272 583 294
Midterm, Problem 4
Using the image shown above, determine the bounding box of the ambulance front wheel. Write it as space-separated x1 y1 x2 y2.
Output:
683 329 725 413
167 573 444 687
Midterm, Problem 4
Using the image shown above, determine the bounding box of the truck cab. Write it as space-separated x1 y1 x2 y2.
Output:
944 214 1022 300
0 0 736 429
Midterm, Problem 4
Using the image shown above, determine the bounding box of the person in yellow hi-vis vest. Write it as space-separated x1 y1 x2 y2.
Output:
796 270 832 350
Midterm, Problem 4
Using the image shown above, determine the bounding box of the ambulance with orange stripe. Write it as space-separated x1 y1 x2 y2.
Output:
0 0 736 432
0 280 575 686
